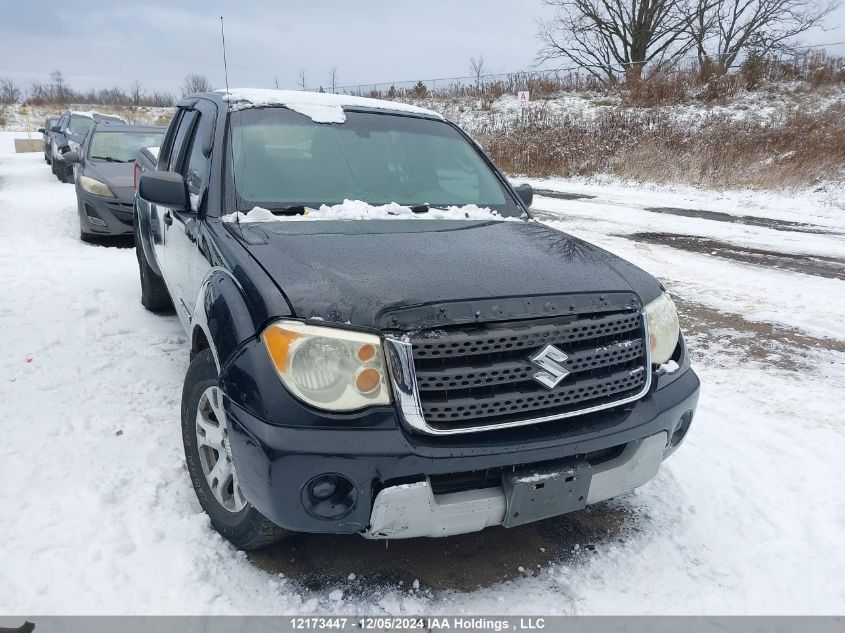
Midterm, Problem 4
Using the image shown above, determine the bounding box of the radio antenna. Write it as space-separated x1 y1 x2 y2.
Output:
220 16 241 228
220 16 231 96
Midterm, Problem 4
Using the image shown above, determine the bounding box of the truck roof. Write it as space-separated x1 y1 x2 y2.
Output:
193 88 443 124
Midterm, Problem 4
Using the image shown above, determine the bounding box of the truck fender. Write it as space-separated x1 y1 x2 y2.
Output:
134 196 162 277
190 268 261 372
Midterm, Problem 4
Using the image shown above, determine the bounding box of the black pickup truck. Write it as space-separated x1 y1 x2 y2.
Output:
134 89 699 549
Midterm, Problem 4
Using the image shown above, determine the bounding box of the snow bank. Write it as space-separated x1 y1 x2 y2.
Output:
219 88 443 124
222 199 523 223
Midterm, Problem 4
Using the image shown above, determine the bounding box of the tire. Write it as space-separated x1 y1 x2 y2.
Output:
133 218 172 312
181 349 290 550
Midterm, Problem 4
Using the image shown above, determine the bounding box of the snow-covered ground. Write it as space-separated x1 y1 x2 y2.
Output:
1 104 172 132
1 131 844 614
411 82 845 134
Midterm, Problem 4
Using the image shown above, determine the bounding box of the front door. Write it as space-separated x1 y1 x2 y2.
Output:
158 109 199 328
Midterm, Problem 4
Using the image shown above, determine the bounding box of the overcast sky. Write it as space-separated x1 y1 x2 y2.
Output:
2 0 844 96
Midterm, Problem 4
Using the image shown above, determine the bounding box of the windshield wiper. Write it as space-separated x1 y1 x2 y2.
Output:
267 205 308 216
91 156 127 163
408 204 451 213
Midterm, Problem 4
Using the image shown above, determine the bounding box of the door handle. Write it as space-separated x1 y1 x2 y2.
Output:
163 211 173 226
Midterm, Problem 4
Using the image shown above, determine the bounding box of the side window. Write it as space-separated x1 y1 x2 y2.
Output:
182 115 210 212
167 110 198 172
157 109 183 169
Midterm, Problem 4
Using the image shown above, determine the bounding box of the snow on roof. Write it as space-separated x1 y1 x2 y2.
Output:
145 146 160 159
71 110 127 123
218 88 443 124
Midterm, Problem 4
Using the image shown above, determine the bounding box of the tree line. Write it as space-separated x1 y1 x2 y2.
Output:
536 0 839 83
0 71 174 107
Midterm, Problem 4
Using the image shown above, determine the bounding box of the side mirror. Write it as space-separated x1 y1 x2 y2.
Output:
38 127 45 134
51 125 62 133
515 183 533 208
63 151 80 164
138 172 190 211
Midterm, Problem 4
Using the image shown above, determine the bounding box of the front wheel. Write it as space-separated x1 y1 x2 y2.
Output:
181 349 291 550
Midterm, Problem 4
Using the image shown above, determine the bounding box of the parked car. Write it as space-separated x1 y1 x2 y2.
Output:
50 110 126 183
37 117 60 164
62 123 165 241
135 89 699 550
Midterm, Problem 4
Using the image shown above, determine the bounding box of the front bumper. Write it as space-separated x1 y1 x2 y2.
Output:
77 188 135 236
223 346 700 536
363 431 667 538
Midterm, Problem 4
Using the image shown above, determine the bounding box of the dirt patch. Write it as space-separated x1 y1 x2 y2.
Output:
534 189 596 201
249 502 630 593
645 206 843 236
627 232 845 280
675 297 845 371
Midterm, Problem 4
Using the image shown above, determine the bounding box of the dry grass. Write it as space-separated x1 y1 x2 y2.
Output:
479 103 845 189
356 51 845 108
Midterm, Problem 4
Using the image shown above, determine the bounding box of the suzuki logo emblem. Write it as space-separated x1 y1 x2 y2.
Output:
530 344 571 389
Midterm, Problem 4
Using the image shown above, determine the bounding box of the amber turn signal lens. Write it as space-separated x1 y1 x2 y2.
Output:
262 326 302 374
355 367 381 394
357 343 376 362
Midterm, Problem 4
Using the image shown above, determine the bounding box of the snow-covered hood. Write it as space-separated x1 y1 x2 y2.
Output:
231 218 664 328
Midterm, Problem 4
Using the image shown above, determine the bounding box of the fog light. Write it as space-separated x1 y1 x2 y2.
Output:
671 410 693 446
310 475 337 500
302 473 357 519
87 216 107 227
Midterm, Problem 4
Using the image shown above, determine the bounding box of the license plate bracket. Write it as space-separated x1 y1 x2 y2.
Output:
501 460 592 528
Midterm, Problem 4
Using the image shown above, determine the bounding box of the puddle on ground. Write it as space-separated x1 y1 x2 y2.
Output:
534 189 597 201
644 206 843 236
249 502 630 593
627 232 845 280
674 297 845 371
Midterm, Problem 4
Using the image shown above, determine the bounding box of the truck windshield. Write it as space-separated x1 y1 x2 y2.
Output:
227 108 520 216
89 131 164 163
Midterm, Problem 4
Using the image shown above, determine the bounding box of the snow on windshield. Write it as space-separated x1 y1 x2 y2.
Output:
222 200 524 223
219 89 443 124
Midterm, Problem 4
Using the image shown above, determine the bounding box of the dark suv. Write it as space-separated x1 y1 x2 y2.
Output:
50 110 125 182
134 89 699 549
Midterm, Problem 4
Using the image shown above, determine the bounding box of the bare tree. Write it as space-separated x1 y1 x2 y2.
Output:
181 74 210 97
0 78 21 104
688 0 839 73
536 0 699 83
297 70 307 90
469 55 486 93
129 80 143 105
50 70 70 102
328 67 338 93
274 75 280 89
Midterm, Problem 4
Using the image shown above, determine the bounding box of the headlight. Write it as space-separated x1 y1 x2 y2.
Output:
79 175 116 198
644 292 680 365
261 320 391 411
